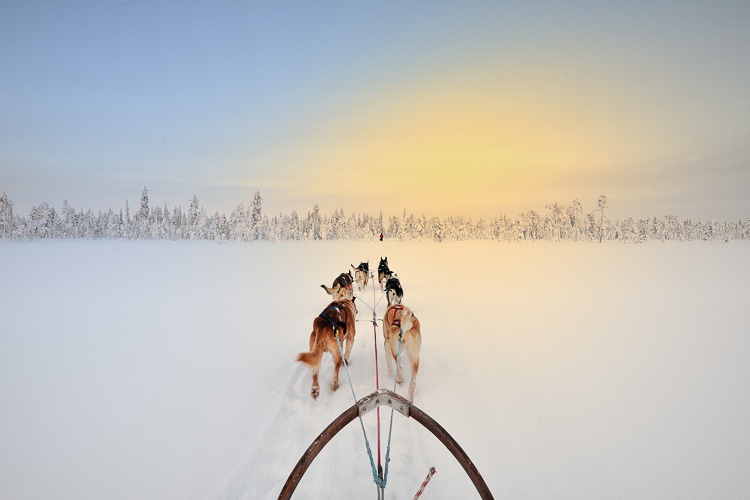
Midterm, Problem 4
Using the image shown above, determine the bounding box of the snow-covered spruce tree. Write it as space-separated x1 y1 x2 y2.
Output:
251 190 262 241
150 205 163 239
0 192 15 240
161 203 172 240
597 195 608 243
545 202 565 241
124 200 132 239
309 204 322 240
229 204 245 242
138 186 150 239
26 202 55 240
187 195 200 240
567 199 583 241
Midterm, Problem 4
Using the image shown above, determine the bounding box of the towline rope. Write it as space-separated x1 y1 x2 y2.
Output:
352 277 388 480
382 326 403 489
371 270 383 479
342 275 407 493
334 330 384 488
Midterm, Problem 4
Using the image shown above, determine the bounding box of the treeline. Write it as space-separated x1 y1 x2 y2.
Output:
0 189 747 243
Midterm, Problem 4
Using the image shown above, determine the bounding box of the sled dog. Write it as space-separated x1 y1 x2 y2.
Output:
378 257 393 290
384 276 403 306
296 298 358 399
350 262 369 291
321 271 354 300
383 303 421 401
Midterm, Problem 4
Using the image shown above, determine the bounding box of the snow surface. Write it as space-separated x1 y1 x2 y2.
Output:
1 239 749 500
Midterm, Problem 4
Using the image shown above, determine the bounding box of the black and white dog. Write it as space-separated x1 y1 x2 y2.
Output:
378 257 393 290
384 275 403 306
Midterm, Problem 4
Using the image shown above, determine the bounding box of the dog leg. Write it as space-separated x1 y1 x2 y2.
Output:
331 347 343 391
343 336 354 364
407 329 421 401
311 366 320 399
384 338 394 376
408 355 419 401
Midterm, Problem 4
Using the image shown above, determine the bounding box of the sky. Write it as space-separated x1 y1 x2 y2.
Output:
1 0 749 221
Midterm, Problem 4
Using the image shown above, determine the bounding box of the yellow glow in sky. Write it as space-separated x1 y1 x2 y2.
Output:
264 72 649 217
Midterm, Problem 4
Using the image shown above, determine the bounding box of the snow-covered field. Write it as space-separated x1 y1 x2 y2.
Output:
1 239 749 499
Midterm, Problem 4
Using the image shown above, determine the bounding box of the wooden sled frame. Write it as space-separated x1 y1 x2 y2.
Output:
278 389 494 499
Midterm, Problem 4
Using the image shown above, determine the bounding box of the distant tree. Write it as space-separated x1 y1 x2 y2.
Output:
251 191 262 240
387 215 399 239
0 192 14 240
27 203 52 239
290 210 300 240
431 216 444 242
310 204 322 240
150 205 163 239
187 195 200 240
124 200 132 239
597 195 608 243
568 199 583 241
416 214 428 240
545 202 566 241
138 186 150 238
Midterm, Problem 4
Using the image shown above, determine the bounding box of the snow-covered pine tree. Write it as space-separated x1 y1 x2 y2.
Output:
310 204 322 240
124 200 132 239
187 195 200 240
161 203 172 240
138 186 150 239
0 192 14 240
597 195 608 243
251 191 262 240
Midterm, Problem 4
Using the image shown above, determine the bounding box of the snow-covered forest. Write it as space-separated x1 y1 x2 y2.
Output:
1 189 747 243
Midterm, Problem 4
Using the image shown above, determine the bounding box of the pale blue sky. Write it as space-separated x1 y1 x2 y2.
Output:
2 0 748 220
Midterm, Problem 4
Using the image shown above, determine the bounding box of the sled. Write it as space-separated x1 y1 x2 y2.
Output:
278 389 494 499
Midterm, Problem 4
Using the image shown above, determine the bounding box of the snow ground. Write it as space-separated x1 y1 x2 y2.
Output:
1 239 749 500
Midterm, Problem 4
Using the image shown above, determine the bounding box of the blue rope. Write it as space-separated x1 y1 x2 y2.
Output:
335 332 385 488
382 328 403 487
351 289 386 314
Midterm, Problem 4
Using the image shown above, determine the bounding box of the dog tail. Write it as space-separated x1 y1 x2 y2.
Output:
296 339 323 367
320 284 338 295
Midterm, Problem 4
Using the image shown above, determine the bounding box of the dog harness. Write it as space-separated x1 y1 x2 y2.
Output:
319 303 349 336
386 305 405 328
334 274 352 290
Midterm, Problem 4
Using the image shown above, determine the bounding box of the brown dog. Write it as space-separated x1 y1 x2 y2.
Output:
383 303 421 401
297 297 358 399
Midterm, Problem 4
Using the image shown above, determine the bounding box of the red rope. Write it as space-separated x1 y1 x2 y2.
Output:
371 271 382 471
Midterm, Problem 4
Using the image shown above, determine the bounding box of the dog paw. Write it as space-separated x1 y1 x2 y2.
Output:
311 387 320 399
332 380 339 391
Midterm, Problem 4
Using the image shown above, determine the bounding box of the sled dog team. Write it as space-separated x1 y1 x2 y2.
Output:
296 257 422 401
